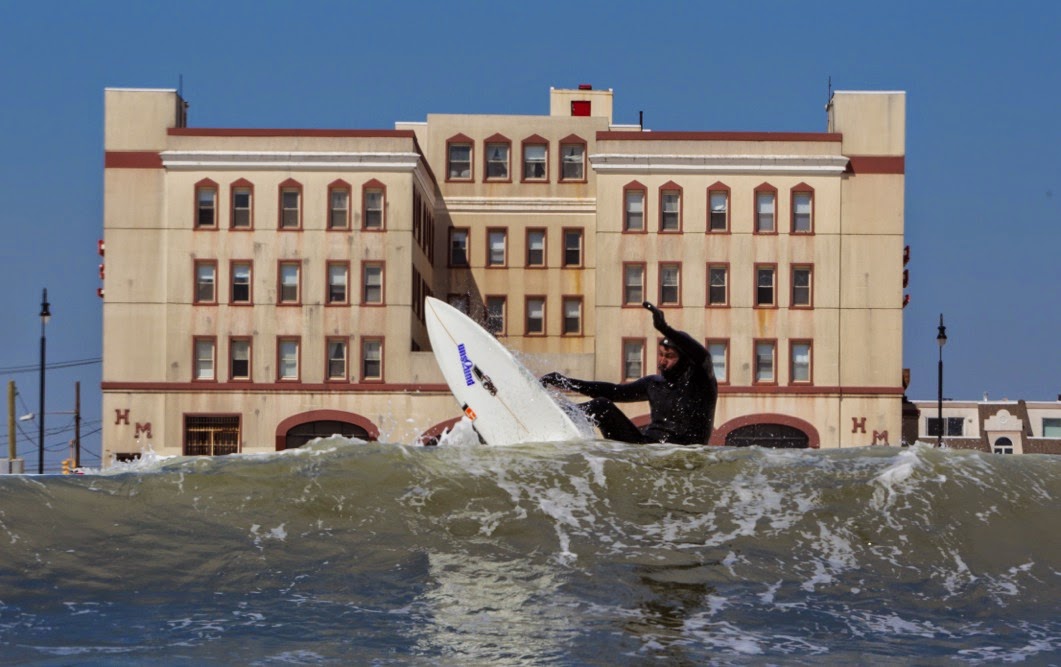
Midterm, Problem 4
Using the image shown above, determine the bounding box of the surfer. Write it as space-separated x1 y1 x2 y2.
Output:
540 302 718 444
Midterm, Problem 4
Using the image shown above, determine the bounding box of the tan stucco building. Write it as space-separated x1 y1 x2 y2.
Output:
100 85 907 463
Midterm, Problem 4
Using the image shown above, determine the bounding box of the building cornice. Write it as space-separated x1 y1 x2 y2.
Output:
589 153 851 175
442 197 596 214
159 150 423 171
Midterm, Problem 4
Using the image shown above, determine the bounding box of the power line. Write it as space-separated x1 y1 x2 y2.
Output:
0 357 102 375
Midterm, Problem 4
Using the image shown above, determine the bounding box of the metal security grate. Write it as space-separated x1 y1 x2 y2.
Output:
184 415 240 456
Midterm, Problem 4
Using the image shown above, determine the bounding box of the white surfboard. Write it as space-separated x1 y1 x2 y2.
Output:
425 297 588 446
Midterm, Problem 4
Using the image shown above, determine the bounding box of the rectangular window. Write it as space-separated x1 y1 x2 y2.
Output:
523 143 547 181
526 229 546 267
327 263 349 304
622 339 644 381
790 341 812 384
279 262 300 304
362 263 384 304
927 417 964 437
560 143 585 181
231 262 252 304
486 142 510 180
184 415 239 456
756 191 776 233
624 264 645 305
563 229 583 267
280 188 301 229
361 339 383 381
792 266 813 307
487 229 507 267
708 265 728 306
562 297 582 335
485 296 506 335
660 190 681 232
755 341 776 384
448 143 472 180
278 338 300 381
329 187 350 229
363 189 384 230
659 263 680 305
625 189 644 231
327 338 348 381
229 338 251 381
194 261 216 304
756 266 776 307
707 340 728 383
196 185 217 228
1044 418 1061 437
792 191 813 233
194 338 215 381
709 190 729 232
232 187 252 229
525 297 545 335
449 229 469 267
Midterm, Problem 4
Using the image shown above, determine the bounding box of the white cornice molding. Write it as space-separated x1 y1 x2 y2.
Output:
160 150 422 171
443 197 596 214
590 153 850 175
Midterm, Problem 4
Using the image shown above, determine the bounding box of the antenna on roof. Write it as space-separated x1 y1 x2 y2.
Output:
179 74 184 98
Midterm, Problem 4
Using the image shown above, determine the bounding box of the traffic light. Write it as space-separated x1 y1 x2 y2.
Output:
61 459 72 474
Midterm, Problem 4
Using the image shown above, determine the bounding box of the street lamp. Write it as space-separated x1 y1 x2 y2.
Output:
38 289 50 474
936 313 947 448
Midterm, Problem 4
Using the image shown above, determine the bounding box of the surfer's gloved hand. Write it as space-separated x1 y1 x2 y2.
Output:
540 372 571 390
643 301 667 330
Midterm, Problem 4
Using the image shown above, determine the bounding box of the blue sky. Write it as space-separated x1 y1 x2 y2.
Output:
2 1 1058 467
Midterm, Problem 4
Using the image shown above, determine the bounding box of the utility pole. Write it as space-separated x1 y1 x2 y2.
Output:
7 381 14 461
74 381 81 468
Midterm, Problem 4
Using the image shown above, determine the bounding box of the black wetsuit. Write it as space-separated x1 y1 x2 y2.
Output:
559 323 718 445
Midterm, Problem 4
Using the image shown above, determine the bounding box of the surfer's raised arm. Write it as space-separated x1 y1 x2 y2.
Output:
642 301 709 370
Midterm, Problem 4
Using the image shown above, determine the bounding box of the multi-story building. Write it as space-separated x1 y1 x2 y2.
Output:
100 84 907 463
908 397 1061 454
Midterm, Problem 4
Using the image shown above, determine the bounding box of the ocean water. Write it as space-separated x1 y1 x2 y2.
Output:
0 423 1058 665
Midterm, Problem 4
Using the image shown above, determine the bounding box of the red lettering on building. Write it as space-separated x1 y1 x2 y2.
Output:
873 430 889 445
135 422 152 439
851 417 866 434
115 409 130 425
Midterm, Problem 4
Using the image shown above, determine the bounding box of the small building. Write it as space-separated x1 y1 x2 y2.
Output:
100 85 908 463
908 398 1061 454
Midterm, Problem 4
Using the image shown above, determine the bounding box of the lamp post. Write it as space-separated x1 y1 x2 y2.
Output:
936 313 947 448
38 289 50 474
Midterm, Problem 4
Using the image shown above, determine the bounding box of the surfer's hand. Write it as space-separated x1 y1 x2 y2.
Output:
643 301 666 329
540 372 570 389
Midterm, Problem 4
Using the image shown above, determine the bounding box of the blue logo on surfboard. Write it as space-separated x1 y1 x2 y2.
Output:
458 344 475 386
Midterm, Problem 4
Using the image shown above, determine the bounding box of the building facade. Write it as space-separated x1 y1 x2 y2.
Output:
909 398 1061 454
100 85 907 463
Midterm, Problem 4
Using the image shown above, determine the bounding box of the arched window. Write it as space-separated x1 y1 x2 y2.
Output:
993 437 1014 455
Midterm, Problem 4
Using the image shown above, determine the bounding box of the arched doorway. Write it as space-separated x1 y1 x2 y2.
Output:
992 437 1014 455
274 410 379 451
284 420 371 449
725 423 809 449
711 414 819 448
